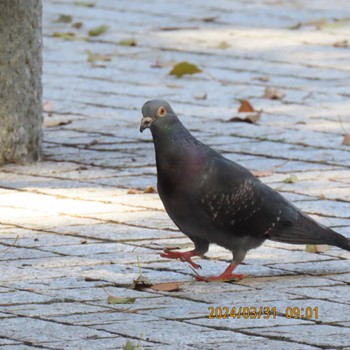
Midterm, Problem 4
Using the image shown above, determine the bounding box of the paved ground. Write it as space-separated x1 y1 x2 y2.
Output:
1 0 350 349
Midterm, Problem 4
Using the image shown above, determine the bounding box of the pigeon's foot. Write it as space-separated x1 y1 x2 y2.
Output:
195 263 245 282
160 248 202 269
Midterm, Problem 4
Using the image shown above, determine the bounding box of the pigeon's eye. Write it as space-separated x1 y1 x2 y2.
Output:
157 106 167 117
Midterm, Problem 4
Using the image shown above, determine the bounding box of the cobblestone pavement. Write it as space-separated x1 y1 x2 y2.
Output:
1 0 350 349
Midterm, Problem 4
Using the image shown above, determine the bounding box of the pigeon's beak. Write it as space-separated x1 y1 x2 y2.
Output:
140 116 153 132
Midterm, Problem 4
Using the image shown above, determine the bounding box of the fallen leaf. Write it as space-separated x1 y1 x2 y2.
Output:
282 175 298 184
216 41 230 49
305 244 331 253
118 38 137 46
74 1 95 7
123 339 144 350
0 235 19 254
333 39 349 48
342 134 350 145
202 16 218 22
123 341 137 350
88 25 109 37
55 14 72 23
127 188 143 194
263 87 285 100
52 32 76 41
131 256 152 290
107 296 136 304
238 99 255 113
131 274 152 290
227 111 262 124
72 22 83 29
252 170 274 177
44 119 72 127
85 50 112 64
150 282 183 292
143 186 156 194
127 186 157 194
193 92 207 100
169 61 202 78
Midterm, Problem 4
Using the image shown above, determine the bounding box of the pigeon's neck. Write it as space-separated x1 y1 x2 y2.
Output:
151 121 207 180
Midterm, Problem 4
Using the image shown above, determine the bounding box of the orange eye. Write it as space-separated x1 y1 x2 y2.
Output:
157 106 167 117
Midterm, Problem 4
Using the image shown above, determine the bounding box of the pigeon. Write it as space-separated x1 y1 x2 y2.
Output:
140 99 350 282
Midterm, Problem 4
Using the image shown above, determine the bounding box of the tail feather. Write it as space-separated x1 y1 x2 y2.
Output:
269 212 350 252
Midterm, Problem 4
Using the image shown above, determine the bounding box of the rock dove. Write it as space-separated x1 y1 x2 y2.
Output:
140 99 350 282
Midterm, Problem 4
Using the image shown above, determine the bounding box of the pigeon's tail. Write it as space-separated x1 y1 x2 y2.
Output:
269 213 350 252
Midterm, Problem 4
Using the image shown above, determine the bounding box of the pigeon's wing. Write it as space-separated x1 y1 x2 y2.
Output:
198 155 350 250
198 155 285 238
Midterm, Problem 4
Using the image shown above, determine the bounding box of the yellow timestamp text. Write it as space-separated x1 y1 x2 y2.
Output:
208 306 319 319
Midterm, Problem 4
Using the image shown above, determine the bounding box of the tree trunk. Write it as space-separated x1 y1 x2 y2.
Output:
0 0 42 164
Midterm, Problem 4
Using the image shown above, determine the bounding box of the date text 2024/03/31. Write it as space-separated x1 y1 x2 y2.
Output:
208 306 319 319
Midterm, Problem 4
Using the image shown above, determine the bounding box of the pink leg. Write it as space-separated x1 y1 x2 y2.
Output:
160 248 202 269
195 263 245 282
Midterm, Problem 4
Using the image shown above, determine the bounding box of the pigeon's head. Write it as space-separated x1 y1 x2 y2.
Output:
140 99 177 132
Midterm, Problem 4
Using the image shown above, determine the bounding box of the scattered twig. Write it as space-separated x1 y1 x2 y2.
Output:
0 235 19 253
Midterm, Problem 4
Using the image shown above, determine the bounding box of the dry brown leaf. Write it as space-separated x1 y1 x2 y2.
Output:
150 282 183 292
227 111 261 124
127 186 156 194
263 87 285 100
333 39 348 48
252 170 274 177
238 99 255 113
72 22 83 29
342 134 350 145
127 188 143 194
143 186 156 193
44 119 72 128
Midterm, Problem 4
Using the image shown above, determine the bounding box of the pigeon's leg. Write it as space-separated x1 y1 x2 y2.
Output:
161 236 209 269
195 262 245 282
161 248 202 269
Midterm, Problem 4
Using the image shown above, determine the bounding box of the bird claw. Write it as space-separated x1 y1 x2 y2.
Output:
195 273 245 283
194 262 245 282
160 248 202 269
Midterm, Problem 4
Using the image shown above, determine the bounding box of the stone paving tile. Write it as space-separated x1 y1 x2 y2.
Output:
48 337 157 350
244 324 350 348
0 0 349 348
